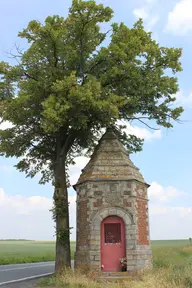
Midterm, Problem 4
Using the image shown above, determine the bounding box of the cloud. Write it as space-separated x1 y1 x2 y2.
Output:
165 0 192 35
117 120 162 141
149 204 192 239
148 182 191 239
174 89 192 107
125 123 162 141
133 7 148 20
150 205 192 217
0 188 76 240
68 156 89 186
133 0 159 31
147 15 159 30
148 181 184 203
0 181 191 241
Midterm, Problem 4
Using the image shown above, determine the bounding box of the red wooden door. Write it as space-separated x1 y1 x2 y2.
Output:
101 216 126 272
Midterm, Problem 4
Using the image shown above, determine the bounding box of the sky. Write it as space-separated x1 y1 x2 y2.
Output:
0 0 192 241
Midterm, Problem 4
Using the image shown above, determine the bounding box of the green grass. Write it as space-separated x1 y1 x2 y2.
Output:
38 275 56 287
0 240 55 264
152 240 192 268
0 239 191 271
0 240 76 265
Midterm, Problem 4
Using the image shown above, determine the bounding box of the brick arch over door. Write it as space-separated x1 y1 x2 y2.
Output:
90 207 137 266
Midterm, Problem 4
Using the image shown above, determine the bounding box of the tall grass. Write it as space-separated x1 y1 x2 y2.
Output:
40 266 192 288
151 244 192 288
38 240 192 288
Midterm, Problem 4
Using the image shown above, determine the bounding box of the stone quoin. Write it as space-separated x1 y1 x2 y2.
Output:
73 128 152 273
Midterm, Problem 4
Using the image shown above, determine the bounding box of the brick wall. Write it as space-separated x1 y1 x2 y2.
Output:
136 199 149 245
75 180 152 272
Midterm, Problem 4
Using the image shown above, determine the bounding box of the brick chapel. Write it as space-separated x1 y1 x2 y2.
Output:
73 128 152 273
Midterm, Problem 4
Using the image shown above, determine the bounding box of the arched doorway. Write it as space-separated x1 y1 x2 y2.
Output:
101 216 126 272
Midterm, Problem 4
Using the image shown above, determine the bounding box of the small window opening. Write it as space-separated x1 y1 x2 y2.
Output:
104 223 121 243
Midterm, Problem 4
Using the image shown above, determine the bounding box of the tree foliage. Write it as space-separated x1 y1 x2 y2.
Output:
0 0 183 272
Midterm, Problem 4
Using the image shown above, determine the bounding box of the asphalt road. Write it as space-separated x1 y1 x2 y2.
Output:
0 262 55 287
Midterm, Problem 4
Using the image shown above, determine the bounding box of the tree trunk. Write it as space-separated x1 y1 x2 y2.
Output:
53 155 71 274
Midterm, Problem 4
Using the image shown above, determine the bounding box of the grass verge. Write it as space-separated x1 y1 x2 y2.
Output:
37 241 192 288
37 264 192 288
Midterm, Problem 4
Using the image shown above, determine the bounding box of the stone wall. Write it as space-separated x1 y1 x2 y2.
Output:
75 180 152 272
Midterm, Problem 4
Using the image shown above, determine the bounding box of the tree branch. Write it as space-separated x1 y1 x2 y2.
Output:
6 44 24 64
24 72 38 82
86 58 106 74
60 131 75 157
135 118 160 130
121 116 160 130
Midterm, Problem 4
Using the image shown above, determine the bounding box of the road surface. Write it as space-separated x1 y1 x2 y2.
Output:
0 261 55 287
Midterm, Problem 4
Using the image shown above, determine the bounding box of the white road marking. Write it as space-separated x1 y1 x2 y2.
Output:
0 263 54 272
0 272 54 286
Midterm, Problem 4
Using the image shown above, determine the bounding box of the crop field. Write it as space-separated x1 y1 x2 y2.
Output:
152 239 192 267
0 240 75 265
1 239 192 287
0 239 191 267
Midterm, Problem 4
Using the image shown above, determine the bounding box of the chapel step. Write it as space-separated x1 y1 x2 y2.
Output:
99 271 140 282
102 271 132 276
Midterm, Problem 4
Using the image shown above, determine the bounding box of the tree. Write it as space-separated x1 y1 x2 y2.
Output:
0 0 183 274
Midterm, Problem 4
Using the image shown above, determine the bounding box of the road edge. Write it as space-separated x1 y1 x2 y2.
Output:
0 272 54 286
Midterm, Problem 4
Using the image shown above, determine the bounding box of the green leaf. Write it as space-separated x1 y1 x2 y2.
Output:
0 1 183 185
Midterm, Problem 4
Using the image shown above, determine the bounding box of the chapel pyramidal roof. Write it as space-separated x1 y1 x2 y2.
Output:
75 128 148 187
